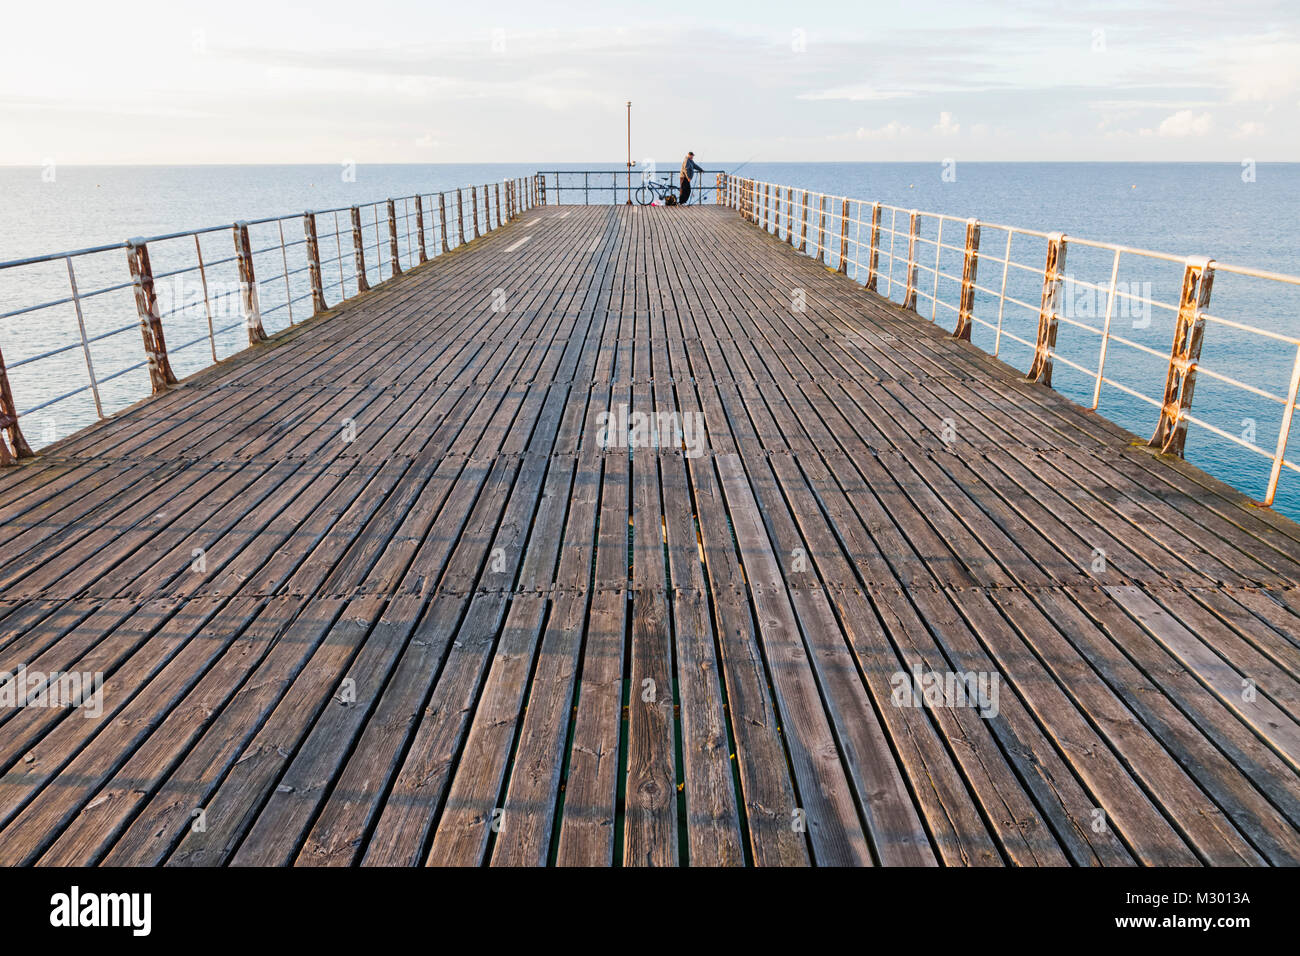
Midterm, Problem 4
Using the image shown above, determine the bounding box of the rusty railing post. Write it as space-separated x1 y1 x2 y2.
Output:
1149 256 1215 456
902 211 921 310
126 239 179 392
816 195 827 263
495 183 503 228
471 186 480 239
456 190 465 246
386 199 403 276
0 345 33 464
304 211 327 314
414 196 428 263
798 190 809 251
786 188 795 246
953 219 981 341
439 194 450 253
1026 233 1068 385
773 184 781 237
837 199 850 274
233 223 268 343
350 206 370 293
763 184 770 231
865 203 881 291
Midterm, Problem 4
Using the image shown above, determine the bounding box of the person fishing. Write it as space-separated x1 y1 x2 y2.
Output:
679 152 702 204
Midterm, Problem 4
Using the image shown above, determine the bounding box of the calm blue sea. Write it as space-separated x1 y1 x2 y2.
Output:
1 162 1298 519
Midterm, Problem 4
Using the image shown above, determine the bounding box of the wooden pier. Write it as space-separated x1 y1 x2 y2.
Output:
1 203 1299 866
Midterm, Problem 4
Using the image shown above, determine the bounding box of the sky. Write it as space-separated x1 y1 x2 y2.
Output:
1 0 1298 164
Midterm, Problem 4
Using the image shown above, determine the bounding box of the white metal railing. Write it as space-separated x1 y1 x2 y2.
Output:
726 176 1300 509
0 176 540 463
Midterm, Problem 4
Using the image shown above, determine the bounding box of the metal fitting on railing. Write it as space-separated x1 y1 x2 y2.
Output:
1150 256 1214 456
0 345 33 464
304 211 328 314
414 196 428 264
386 200 403 277
350 206 370 293
954 218 981 342
233 222 268 344
1026 232 1067 386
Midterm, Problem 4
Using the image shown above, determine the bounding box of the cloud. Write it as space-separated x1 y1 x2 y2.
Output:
799 86 918 102
933 111 960 136
852 121 911 141
1153 109 1213 137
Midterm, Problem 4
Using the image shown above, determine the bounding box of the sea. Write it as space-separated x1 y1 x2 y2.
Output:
1 161 1298 519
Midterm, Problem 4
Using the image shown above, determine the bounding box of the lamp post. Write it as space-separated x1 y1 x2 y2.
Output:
626 101 632 205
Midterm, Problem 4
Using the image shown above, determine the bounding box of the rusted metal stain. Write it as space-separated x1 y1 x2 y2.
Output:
350 206 370 293
1150 257 1215 457
126 240 179 393
1026 233 1067 385
954 219 981 341
303 211 328 314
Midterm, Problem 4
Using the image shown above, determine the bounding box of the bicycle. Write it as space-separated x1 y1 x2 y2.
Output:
635 174 704 206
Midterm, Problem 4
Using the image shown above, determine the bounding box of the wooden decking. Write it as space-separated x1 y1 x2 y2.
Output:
1 204 1299 867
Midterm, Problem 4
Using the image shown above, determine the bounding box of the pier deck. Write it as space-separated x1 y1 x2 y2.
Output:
2 204 1299 866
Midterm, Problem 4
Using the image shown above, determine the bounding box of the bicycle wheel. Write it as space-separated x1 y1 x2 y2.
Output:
635 184 655 206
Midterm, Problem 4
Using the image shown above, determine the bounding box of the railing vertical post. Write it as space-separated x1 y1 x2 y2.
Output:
414 196 428 263
494 183 503 228
126 239 179 392
763 184 770 231
816 195 827 263
233 223 268 343
386 199 403 276
471 186 480 239
65 256 104 418
1026 232 1068 386
456 190 465 246
773 184 781 237
304 211 328 314
1149 256 1214 456
716 172 725 205
0 344 33 464
903 211 921 310
786 188 795 246
799 191 809 252
1092 248 1122 409
350 206 370 292
439 194 450 253
1265 345 1300 505
953 219 981 341
865 203 881 291
837 198 850 274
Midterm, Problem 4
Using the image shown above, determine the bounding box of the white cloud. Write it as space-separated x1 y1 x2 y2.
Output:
799 86 918 102
1222 39 1300 102
933 111 960 136
853 120 911 140
1153 109 1213 137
